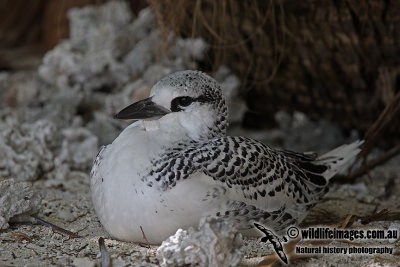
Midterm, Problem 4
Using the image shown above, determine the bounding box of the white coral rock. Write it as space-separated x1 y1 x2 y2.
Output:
0 178 42 229
0 119 56 181
157 217 243 267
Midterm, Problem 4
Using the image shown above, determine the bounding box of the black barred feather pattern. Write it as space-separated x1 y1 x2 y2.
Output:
143 136 333 229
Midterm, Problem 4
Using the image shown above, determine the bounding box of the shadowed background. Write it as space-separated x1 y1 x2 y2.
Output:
1 0 399 148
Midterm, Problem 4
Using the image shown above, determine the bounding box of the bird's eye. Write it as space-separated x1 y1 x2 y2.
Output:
170 96 194 112
177 97 193 107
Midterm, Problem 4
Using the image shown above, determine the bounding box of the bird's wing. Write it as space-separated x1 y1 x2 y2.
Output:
148 136 331 216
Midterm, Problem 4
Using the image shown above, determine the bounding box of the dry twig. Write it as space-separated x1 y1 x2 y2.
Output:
358 209 400 225
358 91 400 161
4 232 33 242
98 237 111 267
139 226 151 249
32 215 80 238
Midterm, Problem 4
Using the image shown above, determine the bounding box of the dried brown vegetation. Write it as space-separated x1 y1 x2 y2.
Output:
149 0 400 146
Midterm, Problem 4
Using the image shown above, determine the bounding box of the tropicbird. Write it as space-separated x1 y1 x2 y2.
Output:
90 70 363 244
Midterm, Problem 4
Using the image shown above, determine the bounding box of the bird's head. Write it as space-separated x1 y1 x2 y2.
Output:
115 70 228 140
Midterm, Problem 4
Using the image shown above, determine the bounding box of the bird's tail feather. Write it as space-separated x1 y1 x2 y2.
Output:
315 140 364 181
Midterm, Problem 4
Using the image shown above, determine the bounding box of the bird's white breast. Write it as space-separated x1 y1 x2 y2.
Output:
90 120 223 244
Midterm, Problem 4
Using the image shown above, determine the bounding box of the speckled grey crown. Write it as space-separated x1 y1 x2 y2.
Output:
155 70 228 137
154 70 221 96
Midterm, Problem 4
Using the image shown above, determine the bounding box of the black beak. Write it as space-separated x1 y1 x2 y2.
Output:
114 97 171 120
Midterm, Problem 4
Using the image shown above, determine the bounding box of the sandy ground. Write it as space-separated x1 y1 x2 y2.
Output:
1 151 399 267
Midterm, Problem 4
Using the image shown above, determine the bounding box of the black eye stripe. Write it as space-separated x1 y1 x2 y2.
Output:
170 95 212 112
170 97 193 112
197 95 212 103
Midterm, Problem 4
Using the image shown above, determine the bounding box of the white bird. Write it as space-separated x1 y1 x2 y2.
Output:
90 70 363 244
